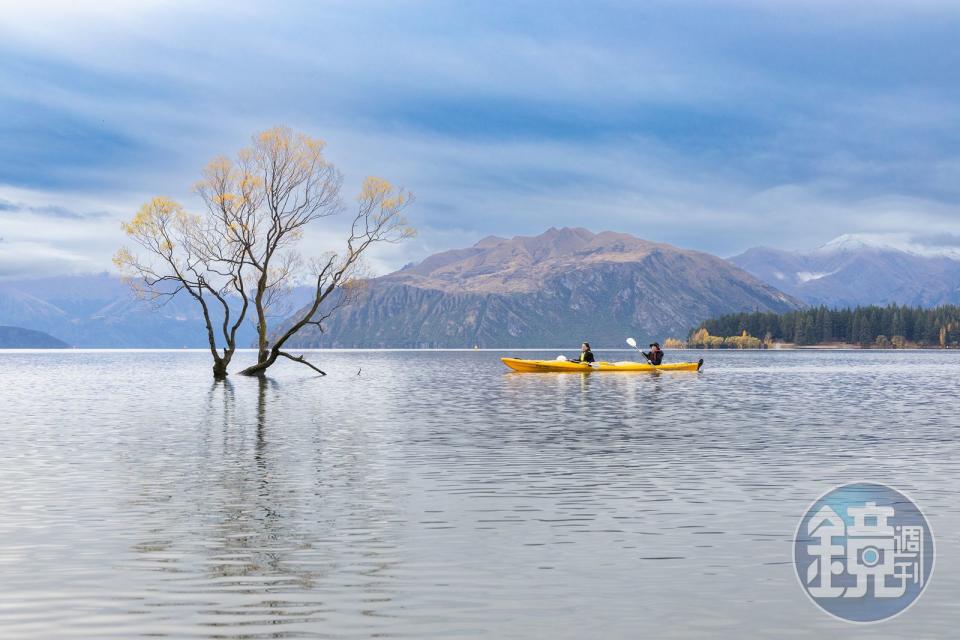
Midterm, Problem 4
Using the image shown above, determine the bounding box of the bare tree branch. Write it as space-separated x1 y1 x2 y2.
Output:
276 351 326 376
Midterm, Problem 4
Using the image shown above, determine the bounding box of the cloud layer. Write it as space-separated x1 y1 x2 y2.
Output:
1 0 959 277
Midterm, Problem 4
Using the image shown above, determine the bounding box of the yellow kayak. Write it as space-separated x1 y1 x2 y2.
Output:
501 357 704 373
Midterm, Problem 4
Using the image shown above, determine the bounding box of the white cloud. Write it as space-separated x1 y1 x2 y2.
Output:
0 184 133 277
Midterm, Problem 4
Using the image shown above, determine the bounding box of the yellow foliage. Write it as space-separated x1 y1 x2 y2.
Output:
121 197 184 236
359 176 393 201
257 126 291 151
205 156 233 176
112 247 134 269
302 135 326 153
689 328 710 345
724 333 761 349
689 327 760 348
253 127 325 161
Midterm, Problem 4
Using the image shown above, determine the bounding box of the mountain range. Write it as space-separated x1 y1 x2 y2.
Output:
5 229 958 348
0 325 68 348
730 234 960 308
284 227 798 348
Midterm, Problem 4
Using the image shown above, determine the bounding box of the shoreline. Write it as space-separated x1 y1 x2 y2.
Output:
1 346 958 353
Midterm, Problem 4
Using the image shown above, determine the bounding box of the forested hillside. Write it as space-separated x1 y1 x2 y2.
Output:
693 305 960 347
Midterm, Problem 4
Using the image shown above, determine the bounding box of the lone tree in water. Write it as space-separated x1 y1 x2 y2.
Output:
116 126 414 378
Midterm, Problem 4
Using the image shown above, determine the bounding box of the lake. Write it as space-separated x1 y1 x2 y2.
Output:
0 349 957 638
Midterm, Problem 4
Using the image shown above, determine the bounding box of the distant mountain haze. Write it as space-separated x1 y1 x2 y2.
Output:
0 274 315 348
0 325 68 348
731 234 960 308
284 228 800 348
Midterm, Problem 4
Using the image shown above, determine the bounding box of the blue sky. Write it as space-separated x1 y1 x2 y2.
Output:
1 0 959 277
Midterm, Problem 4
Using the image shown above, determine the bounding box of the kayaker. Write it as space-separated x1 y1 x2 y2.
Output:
643 342 663 365
574 342 595 363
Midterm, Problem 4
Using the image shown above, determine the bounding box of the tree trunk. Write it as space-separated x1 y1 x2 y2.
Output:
212 358 229 379
240 356 277 376
255 276 270 365
238 350 278 377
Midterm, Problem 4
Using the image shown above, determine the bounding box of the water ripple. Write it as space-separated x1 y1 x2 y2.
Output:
0 349 958 638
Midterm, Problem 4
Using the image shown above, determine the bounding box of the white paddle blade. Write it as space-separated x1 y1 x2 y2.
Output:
556 355 568 361
626 338 637 348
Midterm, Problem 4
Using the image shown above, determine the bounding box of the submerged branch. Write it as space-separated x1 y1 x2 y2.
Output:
276 351 327 376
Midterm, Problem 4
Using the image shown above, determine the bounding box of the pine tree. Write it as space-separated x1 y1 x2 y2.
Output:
691 304 960 347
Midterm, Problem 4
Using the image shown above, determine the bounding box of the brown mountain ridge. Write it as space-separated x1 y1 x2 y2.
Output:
286 227 800 348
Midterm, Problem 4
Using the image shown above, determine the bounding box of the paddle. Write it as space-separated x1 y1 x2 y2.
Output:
626 337 653 364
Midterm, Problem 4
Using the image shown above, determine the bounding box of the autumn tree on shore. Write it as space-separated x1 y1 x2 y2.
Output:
116 126 414 378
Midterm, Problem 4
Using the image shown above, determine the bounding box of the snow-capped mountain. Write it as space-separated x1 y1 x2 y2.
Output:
812 233 960 260
731 234 960 307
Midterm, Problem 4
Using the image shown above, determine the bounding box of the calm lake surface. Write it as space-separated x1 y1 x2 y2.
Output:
1 349 958 639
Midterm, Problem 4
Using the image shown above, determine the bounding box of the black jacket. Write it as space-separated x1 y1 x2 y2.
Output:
644 350 663 365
